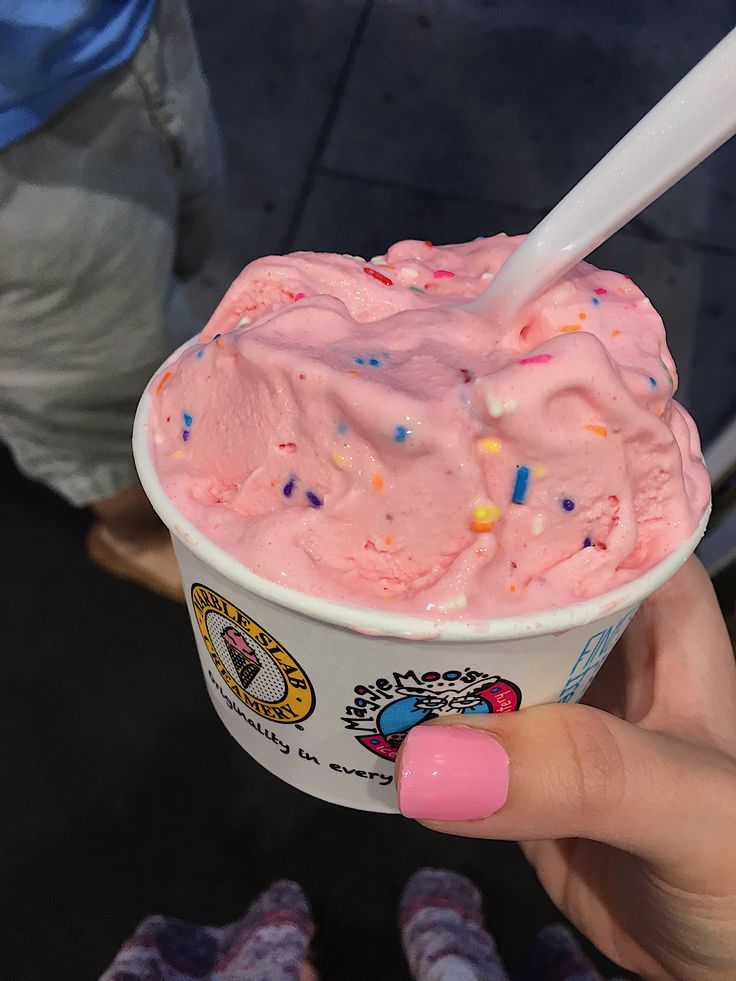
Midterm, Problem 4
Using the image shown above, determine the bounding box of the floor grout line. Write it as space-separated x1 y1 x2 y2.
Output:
281 0 375 253
317 166 736 258
318 165 546 219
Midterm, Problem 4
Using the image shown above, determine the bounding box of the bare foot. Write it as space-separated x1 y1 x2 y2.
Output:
86 481 184 602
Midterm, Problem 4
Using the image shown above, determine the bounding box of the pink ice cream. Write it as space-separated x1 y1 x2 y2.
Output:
149 235 710 619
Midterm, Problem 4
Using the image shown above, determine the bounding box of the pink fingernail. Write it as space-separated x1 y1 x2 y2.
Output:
397 725 510 821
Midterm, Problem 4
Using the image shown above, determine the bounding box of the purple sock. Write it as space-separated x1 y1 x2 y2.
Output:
400 868 511 981
513 924 605 981
99 880 314 981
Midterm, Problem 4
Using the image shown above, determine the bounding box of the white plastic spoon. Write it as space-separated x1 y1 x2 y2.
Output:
467 26 736 329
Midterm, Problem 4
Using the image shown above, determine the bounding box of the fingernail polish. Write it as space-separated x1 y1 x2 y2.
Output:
397 725 510 821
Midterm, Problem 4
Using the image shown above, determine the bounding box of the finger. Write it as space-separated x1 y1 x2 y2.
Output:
395 705 736 878
601 557 736 752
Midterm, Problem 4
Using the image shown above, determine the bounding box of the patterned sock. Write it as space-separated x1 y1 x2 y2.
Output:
400 868 511 981
99 880 315 981
214 880 314 980
513 923 604 981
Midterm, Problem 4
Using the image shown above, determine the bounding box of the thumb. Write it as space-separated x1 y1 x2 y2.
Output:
395 705 736 868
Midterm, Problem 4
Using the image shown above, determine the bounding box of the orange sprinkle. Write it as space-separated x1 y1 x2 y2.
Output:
472 520 495 533
372 473 384 492
578 312 587 320
384 536 393 546
155 370 173 396
215 335 223 347
348 370 359 376
558 324 580 333
610 329 621 338
509 584 517 593
585 424 608 437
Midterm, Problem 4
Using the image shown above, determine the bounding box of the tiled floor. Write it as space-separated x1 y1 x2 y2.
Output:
192 0 736 442
3 3 736 978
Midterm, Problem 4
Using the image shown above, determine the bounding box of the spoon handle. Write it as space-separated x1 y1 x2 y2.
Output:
468 26 736 327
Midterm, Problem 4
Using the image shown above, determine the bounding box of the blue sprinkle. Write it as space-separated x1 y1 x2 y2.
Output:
368 357 381 367
355 357 365 365
648 376 657 387
511 465 530 505
306 490 322 508
182 430 190 442
592 296 600 305
583 537 592 548
196 349 205 359
394 425 409 443
183 412 193 427
337 420 348 436
213 333 221 343
562 498 575 511
474 235 485 241
283 478 295 498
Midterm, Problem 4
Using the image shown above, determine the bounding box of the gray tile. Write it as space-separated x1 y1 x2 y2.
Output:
292 172 734 441
324 0 736 244
190 0 364 267
291 170 542 255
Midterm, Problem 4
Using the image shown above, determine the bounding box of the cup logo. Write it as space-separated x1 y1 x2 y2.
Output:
343 669 521 762
191 584 315 725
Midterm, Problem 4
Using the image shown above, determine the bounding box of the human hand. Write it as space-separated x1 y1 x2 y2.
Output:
396 558 736 980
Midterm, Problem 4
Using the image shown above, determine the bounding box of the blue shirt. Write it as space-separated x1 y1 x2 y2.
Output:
0 0 155 149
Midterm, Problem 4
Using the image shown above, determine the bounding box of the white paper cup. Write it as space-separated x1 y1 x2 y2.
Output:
133 341 710 813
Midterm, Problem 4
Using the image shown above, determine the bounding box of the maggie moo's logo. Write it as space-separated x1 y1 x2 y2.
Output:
191 584 315 725
342 668 521 762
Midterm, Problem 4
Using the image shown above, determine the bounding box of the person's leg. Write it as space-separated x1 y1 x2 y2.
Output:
87 481 184 603
0 0 222 601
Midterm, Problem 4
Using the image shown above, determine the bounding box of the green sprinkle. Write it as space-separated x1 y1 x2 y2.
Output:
659 358 674 388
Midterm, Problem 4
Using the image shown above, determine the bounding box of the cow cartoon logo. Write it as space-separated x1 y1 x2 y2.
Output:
342 669 521 762
191 583 315 725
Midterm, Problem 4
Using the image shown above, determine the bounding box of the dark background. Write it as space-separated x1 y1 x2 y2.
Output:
3 2 736 978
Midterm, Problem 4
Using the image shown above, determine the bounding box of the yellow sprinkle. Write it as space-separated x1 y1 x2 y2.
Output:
585 424 608 437
171 449 183 458
533 465 547 478
473 504 502 523
332 451 345 468
478 437 502 454
558 324 581 333
372 472 384 491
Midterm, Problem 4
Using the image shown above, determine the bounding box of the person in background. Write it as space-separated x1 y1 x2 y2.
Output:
0 0 223 600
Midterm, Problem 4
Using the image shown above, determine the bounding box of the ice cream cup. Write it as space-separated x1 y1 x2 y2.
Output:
133 340 710 813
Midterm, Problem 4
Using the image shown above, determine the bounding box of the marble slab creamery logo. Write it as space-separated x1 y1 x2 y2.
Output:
191 584 315 724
